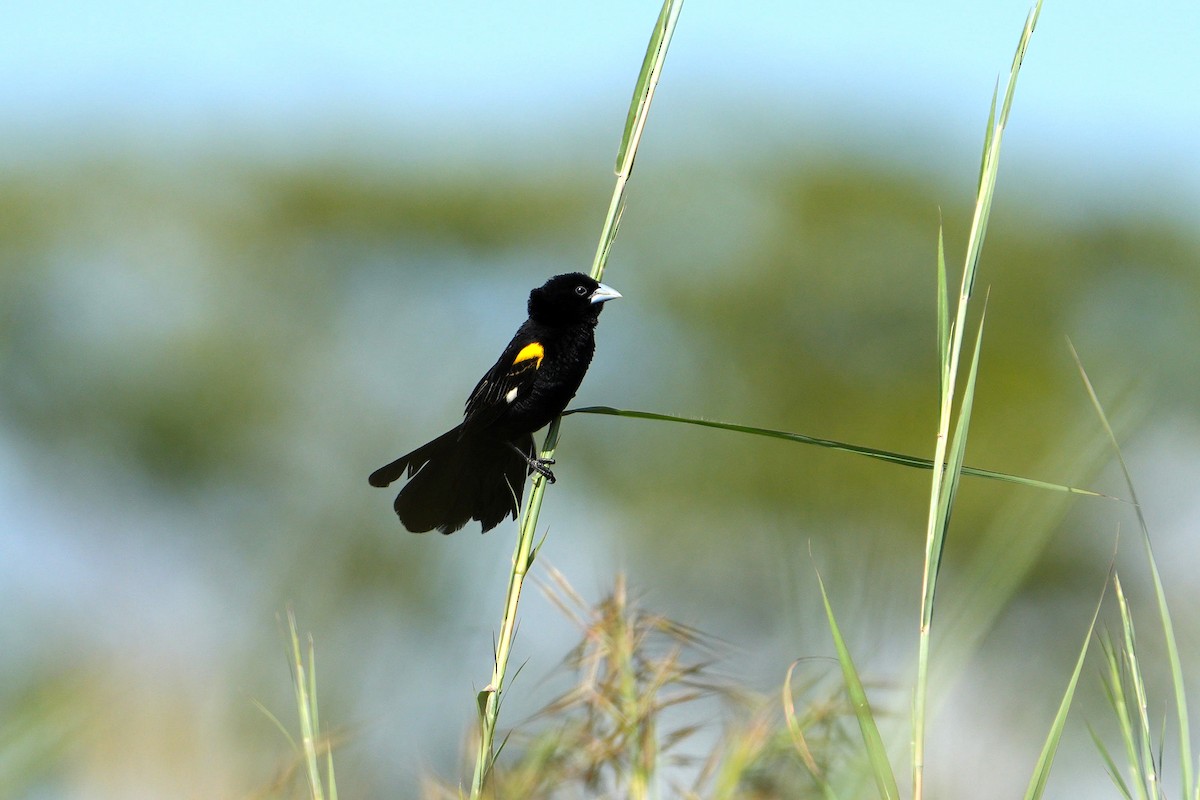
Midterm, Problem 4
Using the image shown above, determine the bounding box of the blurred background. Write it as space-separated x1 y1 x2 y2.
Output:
2 0 1198 797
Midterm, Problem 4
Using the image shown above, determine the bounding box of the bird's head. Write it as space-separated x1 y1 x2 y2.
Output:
528 272 621 326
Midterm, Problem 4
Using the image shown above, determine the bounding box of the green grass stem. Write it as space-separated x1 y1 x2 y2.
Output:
566 406 1106 497
912 7 1040 797
282 609 336 800
468 2 683 795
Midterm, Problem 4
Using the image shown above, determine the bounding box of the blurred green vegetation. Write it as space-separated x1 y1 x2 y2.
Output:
1 137 1197 797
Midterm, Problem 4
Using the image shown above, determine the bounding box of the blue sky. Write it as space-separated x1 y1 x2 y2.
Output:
3 0 1198 199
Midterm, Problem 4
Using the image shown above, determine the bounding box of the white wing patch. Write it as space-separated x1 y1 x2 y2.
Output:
504 386 519 403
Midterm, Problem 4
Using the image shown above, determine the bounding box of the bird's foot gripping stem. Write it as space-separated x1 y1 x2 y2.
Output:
509 443 557 483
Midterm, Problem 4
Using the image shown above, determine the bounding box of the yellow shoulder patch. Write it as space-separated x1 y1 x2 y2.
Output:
513 341 545 368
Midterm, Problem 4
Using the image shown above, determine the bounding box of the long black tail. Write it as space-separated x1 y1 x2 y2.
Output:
369 425 533 534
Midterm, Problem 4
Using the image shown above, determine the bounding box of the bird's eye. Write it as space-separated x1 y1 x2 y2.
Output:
574 285 588 296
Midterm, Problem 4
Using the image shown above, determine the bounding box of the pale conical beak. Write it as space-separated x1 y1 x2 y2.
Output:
589 283 622 304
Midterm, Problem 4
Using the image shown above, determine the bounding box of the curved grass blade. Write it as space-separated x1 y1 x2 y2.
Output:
815 569 899 800
783 661 840 800
1070 340 1194 798
566 406 1107 498
1023 583 1105 799
251 696 299 755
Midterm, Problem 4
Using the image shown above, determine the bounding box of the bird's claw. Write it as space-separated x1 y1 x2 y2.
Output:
532 457 557 483
508 442 557 483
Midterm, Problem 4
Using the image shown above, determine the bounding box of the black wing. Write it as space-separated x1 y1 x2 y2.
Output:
462 326 545 432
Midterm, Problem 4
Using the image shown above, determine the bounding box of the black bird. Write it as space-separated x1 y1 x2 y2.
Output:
369 273 621 534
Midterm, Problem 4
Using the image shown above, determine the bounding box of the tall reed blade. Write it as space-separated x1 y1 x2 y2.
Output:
468 2 684 796
936 224 950 406
913 6 1041 797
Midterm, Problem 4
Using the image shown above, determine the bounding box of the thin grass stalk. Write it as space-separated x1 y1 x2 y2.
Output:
933 418 1116 692
936 224 949 405
1091 718 1138 800
1070 341 1195 799
912 6 1041 797
1102 631 1153 800
592 0 682 281
783 660 840 800
1023 583 1106 799
307 634 339 800
470 423 559 797
1145 543 1194 800
612 577 655 800
286 610 328 800
914 307 988 797
468 3 683 796
816 569 900 800
1116 575 1162 797
567 407 1106 497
